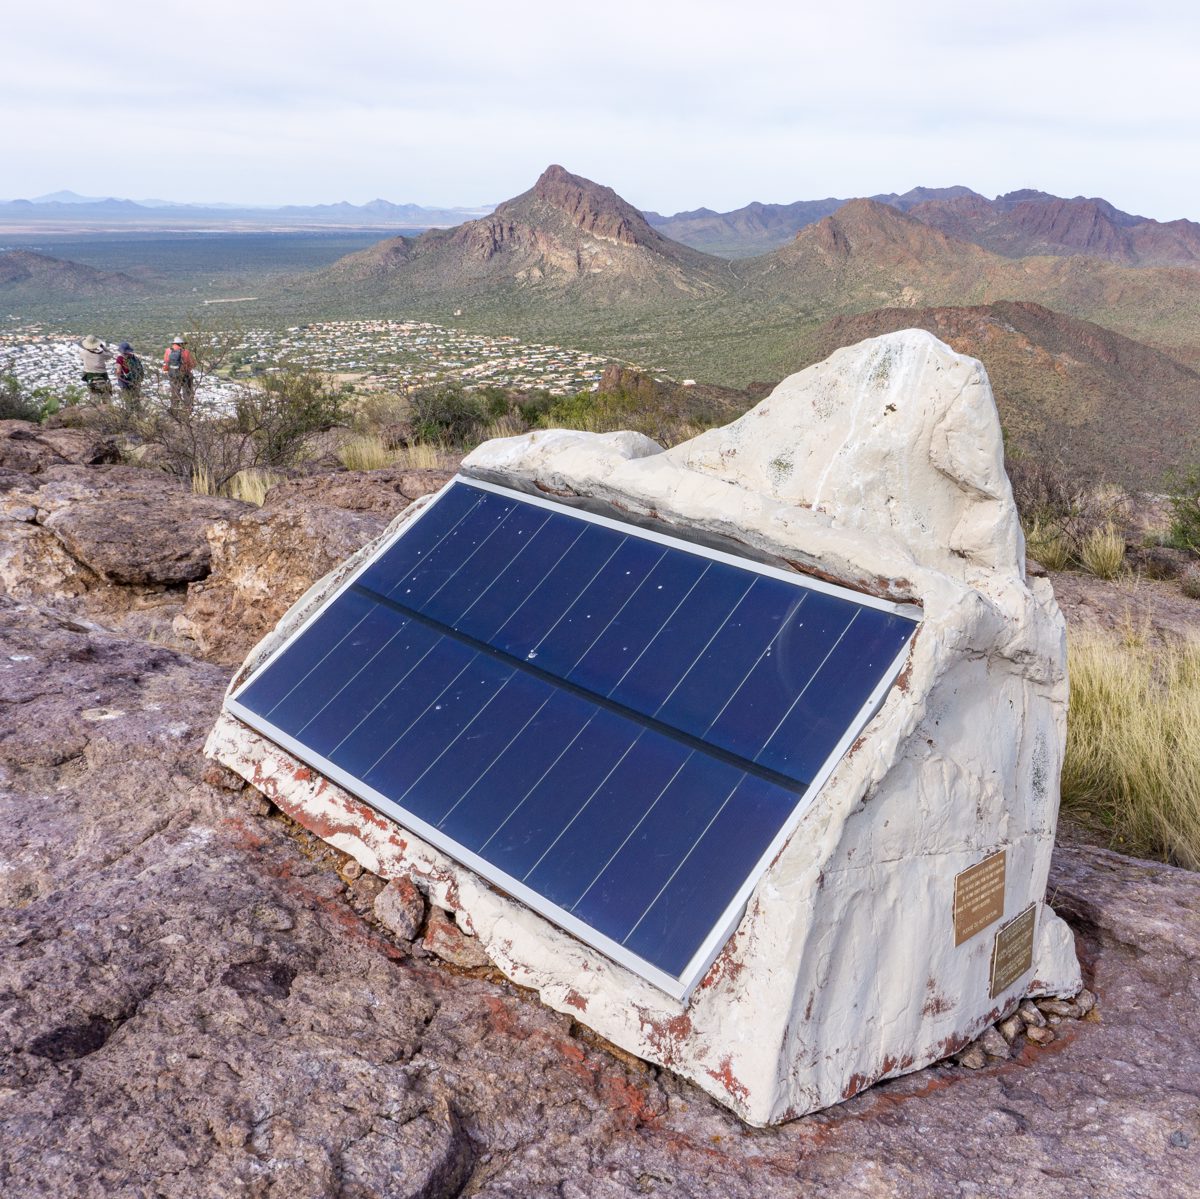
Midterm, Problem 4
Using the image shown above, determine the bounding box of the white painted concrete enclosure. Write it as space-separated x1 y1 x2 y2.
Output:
207 330 1081 1124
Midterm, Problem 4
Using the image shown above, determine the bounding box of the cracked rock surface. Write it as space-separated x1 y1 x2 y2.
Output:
1 595 1198 1198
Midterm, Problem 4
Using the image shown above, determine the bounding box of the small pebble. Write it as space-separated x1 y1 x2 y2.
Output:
978 1027 1011 1059
1036 998 1081 1019
341 859 364 881
1025 1025 1056 1046
1169 1130 1191 1149
998 1015 1024 1043
1047 1014 1062 1026
956 1044 988 1070
1076 988 1097 1016
1018 1000 1047 1028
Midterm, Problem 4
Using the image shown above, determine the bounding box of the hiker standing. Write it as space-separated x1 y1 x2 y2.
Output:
162 336 196 406
79 335 113 399
114 341 145 404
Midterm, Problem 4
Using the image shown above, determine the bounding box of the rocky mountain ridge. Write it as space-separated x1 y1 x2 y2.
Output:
648 184 1200 266
0 249 151 298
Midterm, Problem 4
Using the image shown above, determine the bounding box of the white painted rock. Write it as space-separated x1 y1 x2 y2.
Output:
206 330 1080 1125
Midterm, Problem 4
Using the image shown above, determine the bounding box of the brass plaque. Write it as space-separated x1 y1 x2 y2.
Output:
953 849 1006 946
990 903 1037 998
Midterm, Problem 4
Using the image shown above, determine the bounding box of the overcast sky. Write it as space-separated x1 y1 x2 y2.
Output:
5 0 1197 218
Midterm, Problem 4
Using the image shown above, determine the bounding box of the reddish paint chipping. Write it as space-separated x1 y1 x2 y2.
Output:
564 988 589 1012
706 1056 750 1102
293 766 313 783
697 936 745 992
636 1008 694 1065
841 1071 872 1101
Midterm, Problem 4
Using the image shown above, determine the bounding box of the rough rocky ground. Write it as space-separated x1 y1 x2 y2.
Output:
1 420 1199 1196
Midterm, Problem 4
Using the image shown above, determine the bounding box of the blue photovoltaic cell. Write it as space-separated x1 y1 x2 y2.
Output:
229 478 917 993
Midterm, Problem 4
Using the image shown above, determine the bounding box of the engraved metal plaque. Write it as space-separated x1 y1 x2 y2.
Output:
953 849 1006 946
990 903 1037 998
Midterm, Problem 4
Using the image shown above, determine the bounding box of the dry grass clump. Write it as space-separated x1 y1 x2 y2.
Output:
392 442 445 470
1025 520 1072 572
192 464 280 504
191 465 216 496
338 433 394 472
227 468 282 506
1079 522 1126 579
1062 631 1200 868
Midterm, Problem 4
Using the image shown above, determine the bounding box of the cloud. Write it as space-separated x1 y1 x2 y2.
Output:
3 0 1197 217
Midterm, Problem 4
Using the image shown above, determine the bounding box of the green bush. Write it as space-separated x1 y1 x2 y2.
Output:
407 383 491 445
0 375 46 421
1166 466 1200 554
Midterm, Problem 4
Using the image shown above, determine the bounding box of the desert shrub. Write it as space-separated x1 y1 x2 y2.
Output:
1165 465 1200 554
1025 520 1072 571
1182 566 1200 601
408 383 491 445
338 433 394 471
1079 522 1126 579
235 367 349 467
1009 455 1130 570
125 367 349 488
0 375 47 421
1062 633 1200 868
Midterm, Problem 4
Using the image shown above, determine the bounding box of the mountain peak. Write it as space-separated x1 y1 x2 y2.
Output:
515 164 659 248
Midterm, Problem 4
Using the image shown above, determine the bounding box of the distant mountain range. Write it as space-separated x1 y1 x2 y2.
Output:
0 191 494 230
647 187 1200 266
10 167 1200 485
0 250 148 298
296 165 1200 484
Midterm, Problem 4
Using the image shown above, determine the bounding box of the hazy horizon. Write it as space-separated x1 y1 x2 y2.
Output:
5 0 1198 223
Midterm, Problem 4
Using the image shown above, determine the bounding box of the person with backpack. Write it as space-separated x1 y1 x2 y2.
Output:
114 341 145 404
162 336 196 406
79 334 113 399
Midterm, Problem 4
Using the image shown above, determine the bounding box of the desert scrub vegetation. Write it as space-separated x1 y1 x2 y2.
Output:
1165 465 1200 554
1061 631 1200 869
1009 456 1130 577
112 365 350 488
0 375 77 421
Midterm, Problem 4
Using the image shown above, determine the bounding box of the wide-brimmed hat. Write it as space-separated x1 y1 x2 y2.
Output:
118 341 132 353
173 336 185 345
82 334 102 351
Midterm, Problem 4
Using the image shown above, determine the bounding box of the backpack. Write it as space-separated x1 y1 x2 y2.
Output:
168 346 183 371
126 353 145 385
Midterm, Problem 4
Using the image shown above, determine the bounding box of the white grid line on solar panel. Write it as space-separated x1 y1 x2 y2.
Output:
570 748 696 914
393 663 521 809
475 708 599 853
623 774 743 945
602 560 714 698
667 628 914 993
317 514 556 758
360 654 479 779
447 509 554 628
258 487 487 722
650 578 757 718
696 592 808 739
753 609 860 764
435 689 558 829
461 477 921 620
522 727 647 881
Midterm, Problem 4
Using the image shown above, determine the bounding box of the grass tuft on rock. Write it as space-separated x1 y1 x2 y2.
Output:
1062 632 1200 869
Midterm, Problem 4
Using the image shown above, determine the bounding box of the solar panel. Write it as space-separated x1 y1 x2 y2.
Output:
227 477 918 998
